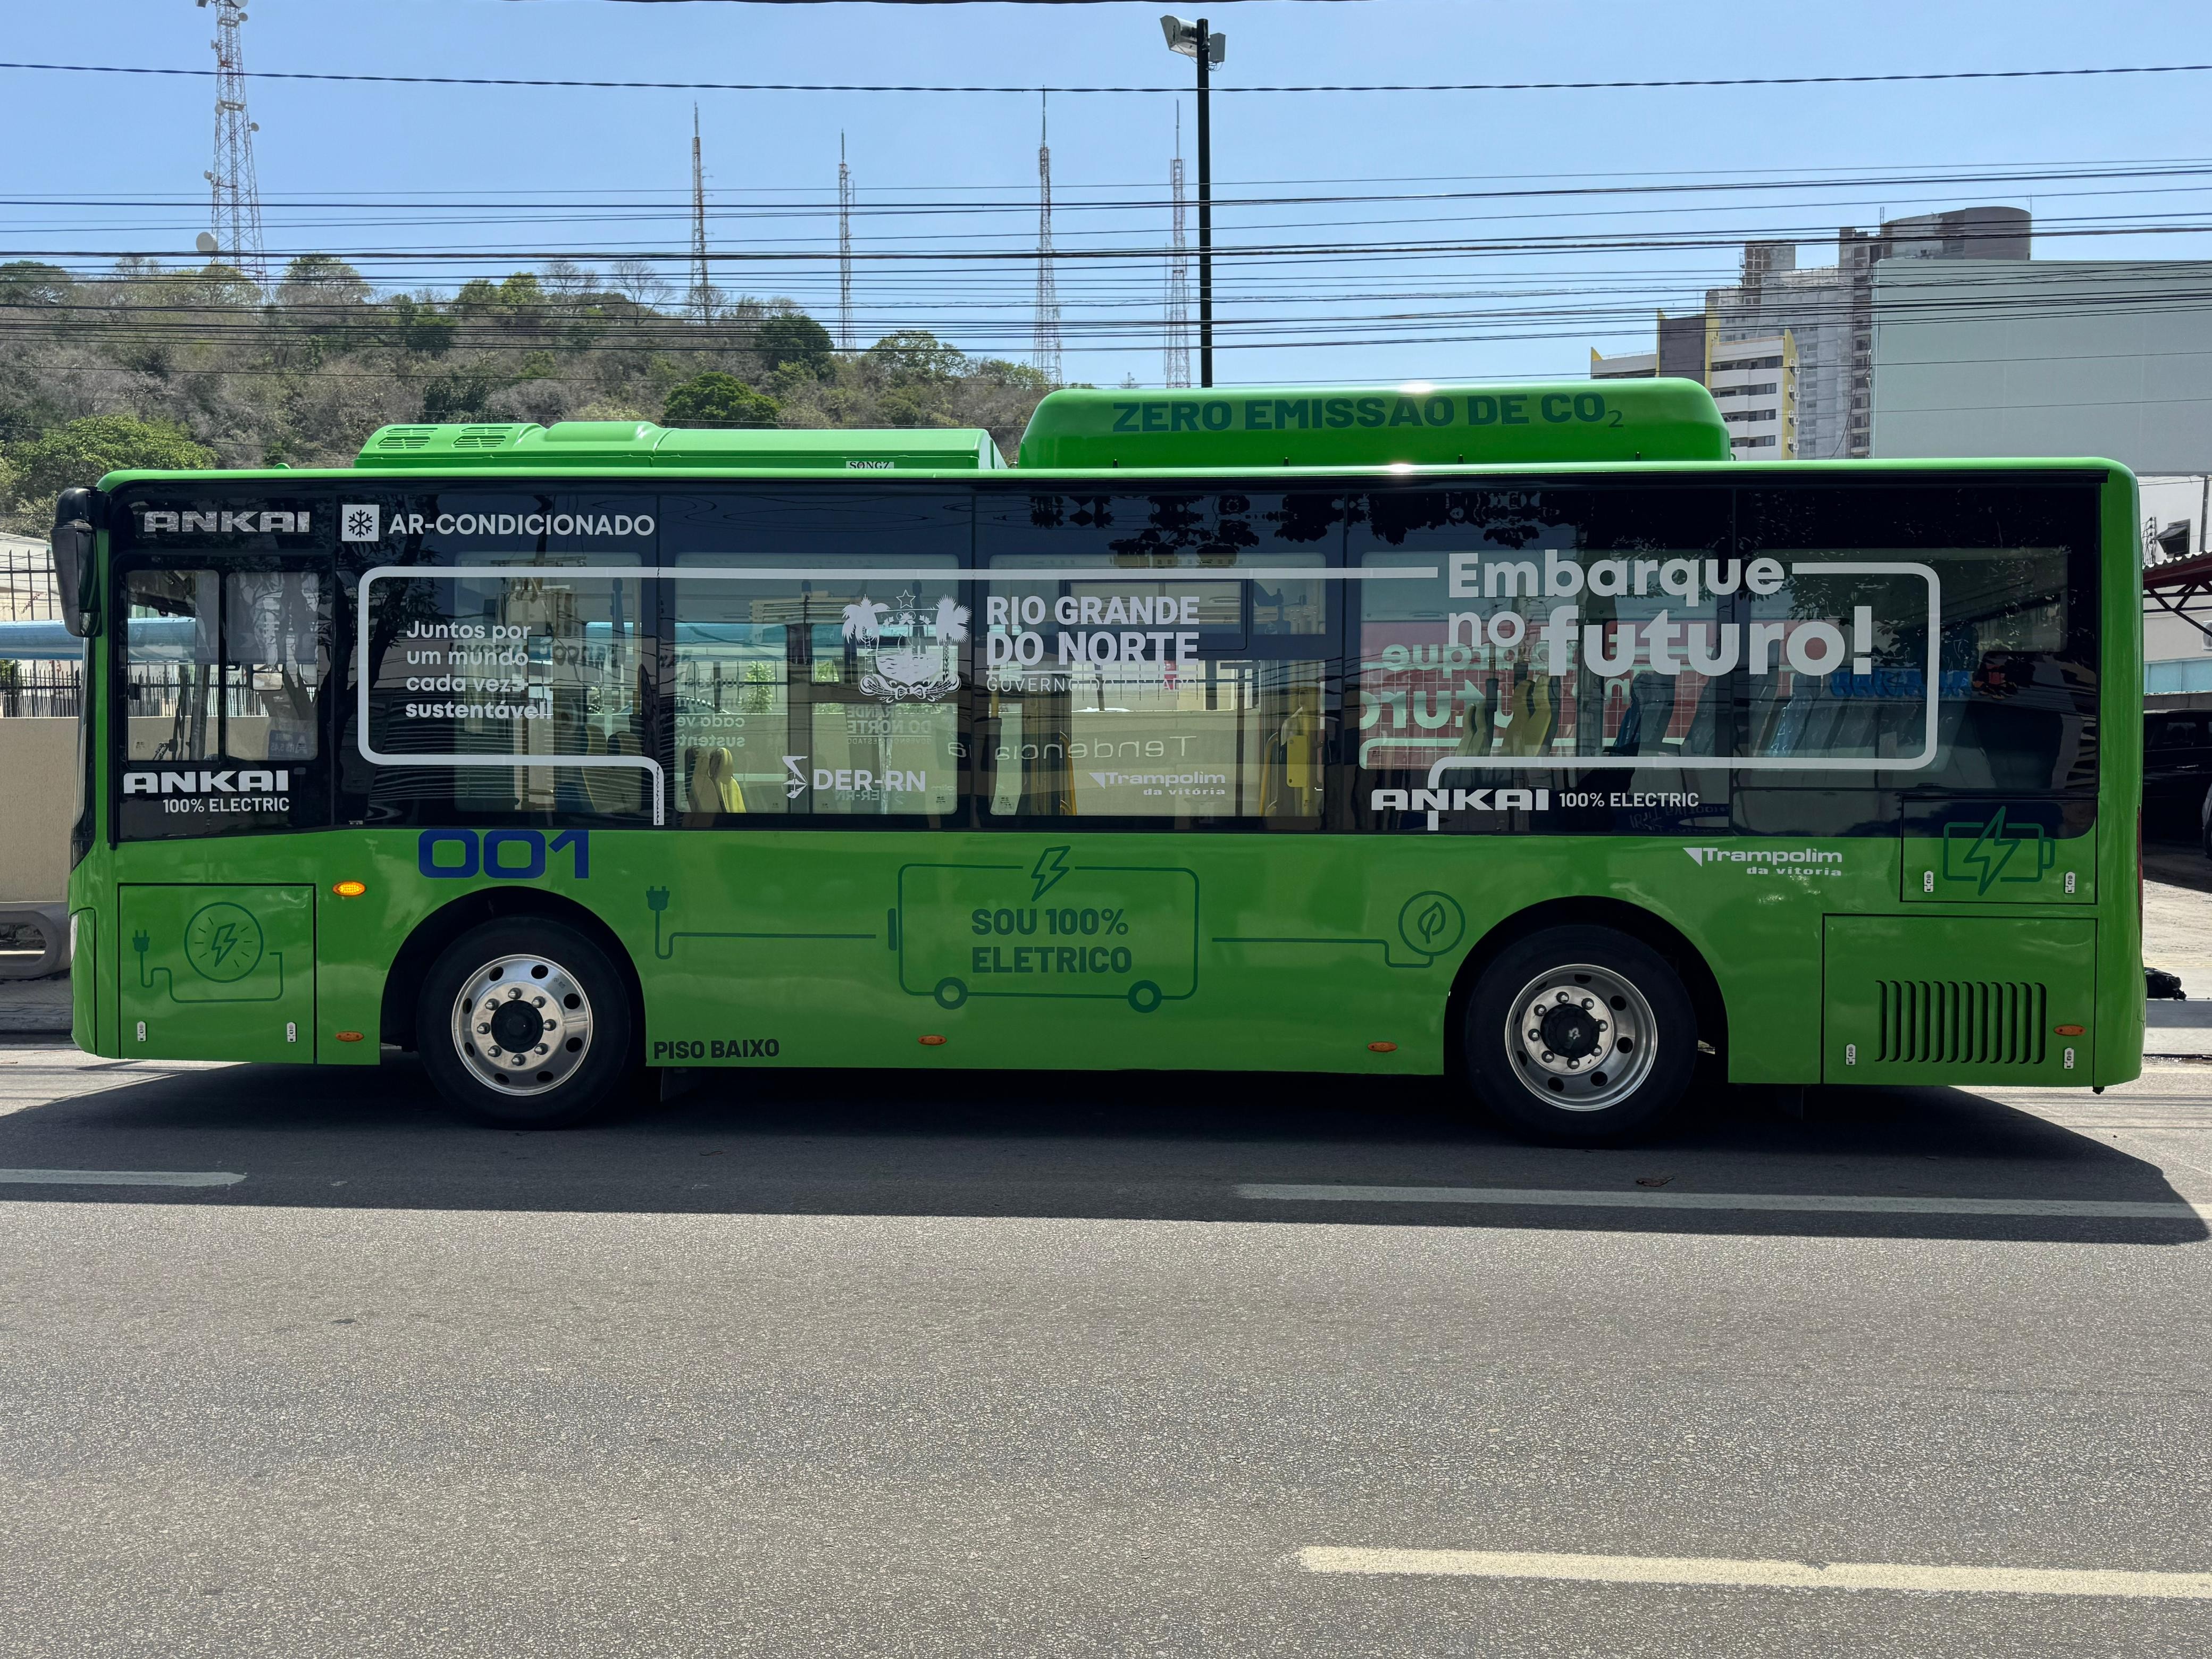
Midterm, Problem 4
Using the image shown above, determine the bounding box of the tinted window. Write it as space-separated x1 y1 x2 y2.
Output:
1351 485 1733 834
1738 484 2099 836
661 489 971 824
339 490 657 826
976 489 1339 826
116 565 328 840
1346 480 2100 836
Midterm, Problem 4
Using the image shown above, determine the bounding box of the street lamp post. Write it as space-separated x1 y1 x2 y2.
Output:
1161 15 1226 387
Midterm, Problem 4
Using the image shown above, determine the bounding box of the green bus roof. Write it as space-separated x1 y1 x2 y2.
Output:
353 420 1006 472
1014 380 1730 469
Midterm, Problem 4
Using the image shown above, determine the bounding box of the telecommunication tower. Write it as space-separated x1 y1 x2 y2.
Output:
1164 107 1192 389
197 0 266 286
688 105 716 323
837 133 855 351
1032 95 1063 386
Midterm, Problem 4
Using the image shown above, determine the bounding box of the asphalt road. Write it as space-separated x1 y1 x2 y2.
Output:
3 1046 2210 1657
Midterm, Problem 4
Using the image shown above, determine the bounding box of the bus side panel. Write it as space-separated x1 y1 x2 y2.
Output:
2095 464 2144 1085
616 828 1840 1082
1822 914 2096 1085
65 598 116 1058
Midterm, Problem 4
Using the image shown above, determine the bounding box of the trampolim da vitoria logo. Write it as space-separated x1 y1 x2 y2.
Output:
1683 847 1843 868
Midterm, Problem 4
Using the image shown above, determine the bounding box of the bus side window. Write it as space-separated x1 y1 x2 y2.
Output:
121 568 322 765
975 489 1336 827
118 565 330 840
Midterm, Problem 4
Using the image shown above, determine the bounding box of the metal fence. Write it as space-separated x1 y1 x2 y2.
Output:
1 660 81 718
0 540 58 623
0 540 79 716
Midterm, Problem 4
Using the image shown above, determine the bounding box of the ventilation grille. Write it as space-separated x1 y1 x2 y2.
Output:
1876 981 2048 1066
452 425 516 450
374 427 435 451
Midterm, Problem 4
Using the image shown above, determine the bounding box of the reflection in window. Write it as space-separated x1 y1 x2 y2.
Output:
671 555 963 821
1356 548 1943 772
124 568 323 764
981 554 1323 822
1762 546 2084 790
364 567 647 818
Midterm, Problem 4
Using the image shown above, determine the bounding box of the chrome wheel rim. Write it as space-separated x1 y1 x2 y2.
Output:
1506 961 1656 1113
449 953 593 1096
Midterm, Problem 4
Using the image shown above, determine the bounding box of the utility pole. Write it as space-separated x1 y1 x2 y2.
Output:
688 105 715 324
1196 19 1211 388
198 0 265 287
1164 106 1191 389
837 132 855 352
1033 93 1062 386
1160 17 1225 386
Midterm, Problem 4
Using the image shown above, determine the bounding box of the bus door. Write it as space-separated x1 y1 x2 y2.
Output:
112 556 331 1061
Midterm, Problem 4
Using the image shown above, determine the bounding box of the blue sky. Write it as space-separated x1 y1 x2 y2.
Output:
9 0 2210 387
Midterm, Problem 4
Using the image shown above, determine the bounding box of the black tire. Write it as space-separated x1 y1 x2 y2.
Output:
1462 924 1698 1144
416 919 638 1128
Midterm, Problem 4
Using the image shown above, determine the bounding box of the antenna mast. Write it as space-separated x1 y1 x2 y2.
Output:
837 132 855 351
688 105 715 323
1032 94 1063 386
199 0 266 287
1164 106 1191 389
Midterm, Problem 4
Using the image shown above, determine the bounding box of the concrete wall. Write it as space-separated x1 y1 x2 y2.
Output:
0 718 78 901
1872 261 2212 472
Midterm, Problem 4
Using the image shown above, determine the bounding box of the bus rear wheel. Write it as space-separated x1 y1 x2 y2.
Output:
1463 925 1697 1143
417 920 637 1128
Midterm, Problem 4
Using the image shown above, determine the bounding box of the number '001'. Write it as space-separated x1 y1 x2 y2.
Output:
416 828 589 881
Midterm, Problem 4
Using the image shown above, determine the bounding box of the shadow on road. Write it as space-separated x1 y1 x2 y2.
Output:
2146 838 2212 894
0 1046 2202 1245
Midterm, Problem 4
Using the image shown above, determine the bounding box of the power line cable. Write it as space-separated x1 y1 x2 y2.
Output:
6 57 2212 96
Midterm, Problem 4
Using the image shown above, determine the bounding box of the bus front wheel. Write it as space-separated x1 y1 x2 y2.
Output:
417 920 638 1128
1463 925 1697 1143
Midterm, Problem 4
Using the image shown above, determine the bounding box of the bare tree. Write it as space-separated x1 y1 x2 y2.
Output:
610 259 672 314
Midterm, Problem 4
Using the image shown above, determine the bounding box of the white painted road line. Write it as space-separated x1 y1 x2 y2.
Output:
0 1168 246 1188
1298 1548 2212 1600
1236 1184 2212 1221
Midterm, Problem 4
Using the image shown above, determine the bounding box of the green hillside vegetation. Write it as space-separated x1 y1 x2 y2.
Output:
0 255 1054 527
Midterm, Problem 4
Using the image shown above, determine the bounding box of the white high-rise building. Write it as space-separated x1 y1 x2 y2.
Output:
1595 207 2032 459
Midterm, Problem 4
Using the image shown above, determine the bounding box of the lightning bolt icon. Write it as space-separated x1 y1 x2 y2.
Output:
209 923 239 967
1030 845 1072 902
1960 807 2022 895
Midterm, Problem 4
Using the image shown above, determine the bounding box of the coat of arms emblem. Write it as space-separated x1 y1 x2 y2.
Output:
841 589 969 702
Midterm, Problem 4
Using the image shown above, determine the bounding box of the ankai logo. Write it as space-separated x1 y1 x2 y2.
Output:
124 768 291 795
1685 845 1842 867
138 509 309 534
1370 787 1551 812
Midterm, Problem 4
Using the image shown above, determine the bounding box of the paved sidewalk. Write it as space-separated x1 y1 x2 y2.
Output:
0 974 70 1035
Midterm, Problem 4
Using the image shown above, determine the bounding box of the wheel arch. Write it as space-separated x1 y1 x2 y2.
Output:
380 887 645 1056
1442 896 1727 1079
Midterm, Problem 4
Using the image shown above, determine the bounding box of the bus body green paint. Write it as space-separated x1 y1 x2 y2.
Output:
62 386 2141 1093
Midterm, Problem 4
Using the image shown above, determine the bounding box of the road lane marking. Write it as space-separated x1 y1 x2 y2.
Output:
1298 1548 2212 1599
1236 1184 2212 1220
0 1168 245 1188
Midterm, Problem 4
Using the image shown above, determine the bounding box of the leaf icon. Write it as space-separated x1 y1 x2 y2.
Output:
1417 900 1447 945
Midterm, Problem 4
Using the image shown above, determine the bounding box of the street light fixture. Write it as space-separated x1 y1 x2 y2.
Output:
1161 16 1225 387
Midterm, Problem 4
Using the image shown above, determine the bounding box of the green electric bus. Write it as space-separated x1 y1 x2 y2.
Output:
49 379 2143 1138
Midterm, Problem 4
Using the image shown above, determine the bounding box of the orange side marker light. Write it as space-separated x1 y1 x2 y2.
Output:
332 880 367 898
2054 1024 2084 1037
334 1030 365 1043
919 1034 948 1047
1369 1041 1398 1053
